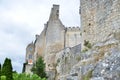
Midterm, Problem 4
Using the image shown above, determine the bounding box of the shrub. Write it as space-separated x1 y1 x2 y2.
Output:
13 73 46 80
84 40 92 49
1 76 6 80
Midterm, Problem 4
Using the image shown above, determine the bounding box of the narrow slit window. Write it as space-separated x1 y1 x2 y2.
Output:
29 54 32 59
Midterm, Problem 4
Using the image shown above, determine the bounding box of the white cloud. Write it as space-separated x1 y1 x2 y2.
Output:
0 0 80 72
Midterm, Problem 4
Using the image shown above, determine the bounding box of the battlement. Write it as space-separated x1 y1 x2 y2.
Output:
66 26 80 31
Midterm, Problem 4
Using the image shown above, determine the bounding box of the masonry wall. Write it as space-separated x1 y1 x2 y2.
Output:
80 0 120 49
65 27 81 47
24 5 82 76
25 64 33 74
26 42 35 64
34 28 46 59
24 42 35 74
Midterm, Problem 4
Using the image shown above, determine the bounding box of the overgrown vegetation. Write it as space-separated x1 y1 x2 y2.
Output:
84 40 92 49
0 57 47 80
82 70 93 80
13 73 46 80
31 57 47 78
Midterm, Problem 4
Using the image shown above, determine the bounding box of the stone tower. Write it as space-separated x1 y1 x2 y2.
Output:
45 4 65 54
80 0 120 49
44 5 65 79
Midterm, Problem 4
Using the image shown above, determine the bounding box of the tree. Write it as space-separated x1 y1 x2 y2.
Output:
2 58 13 80
31 57 47 78
0 63 1 80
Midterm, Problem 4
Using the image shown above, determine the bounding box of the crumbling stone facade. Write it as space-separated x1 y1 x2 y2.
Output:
81 0 120 50
23 0 120 79
24 4 81 78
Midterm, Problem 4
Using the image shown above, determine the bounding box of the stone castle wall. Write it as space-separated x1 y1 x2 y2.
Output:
24 42 35 74
65 27 81 47
33 30 46 62
25 42 35 64
24 5 81 77
81 0 120 49
23 0 120 79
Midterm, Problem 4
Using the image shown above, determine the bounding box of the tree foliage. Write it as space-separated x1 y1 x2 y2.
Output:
31 57 47 78
13 73 46 80
0 64 1 80
1 76 6 80
2 58 13 80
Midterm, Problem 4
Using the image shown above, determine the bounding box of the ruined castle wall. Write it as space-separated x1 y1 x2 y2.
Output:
33 33 45 63
46 20 65 54
24 4 82 78
45 20 65 73
65 27 81 47
55 44 81 80
81 0 120 48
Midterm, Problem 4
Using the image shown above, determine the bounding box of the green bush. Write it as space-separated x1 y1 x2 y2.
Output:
84 40 92 49
1 76 6 80
13 73 46 80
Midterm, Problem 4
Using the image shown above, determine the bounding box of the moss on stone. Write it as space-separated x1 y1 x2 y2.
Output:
76 56 81 61
81 70 93 80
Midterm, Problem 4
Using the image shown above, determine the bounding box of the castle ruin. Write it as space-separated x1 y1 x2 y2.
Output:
23 0 120 80
23 4 81 79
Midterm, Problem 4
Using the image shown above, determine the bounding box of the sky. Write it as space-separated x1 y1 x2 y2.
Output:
0 0 80 73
